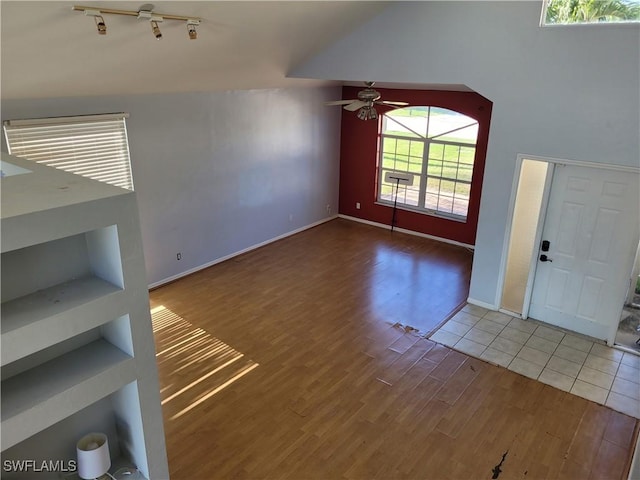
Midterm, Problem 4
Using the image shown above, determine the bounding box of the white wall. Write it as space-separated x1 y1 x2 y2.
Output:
1 87 342 286
290 1 640 307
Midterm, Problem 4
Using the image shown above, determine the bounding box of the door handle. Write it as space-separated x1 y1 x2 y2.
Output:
539 254 553 262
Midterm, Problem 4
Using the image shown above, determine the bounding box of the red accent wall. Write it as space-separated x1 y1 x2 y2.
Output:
338 87 493 246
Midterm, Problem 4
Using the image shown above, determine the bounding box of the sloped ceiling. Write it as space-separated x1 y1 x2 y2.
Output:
0 1 390 99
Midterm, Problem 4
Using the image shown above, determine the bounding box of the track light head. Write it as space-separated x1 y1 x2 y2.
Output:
95 16 107 35
150 20 162 40
187 19 199 40
138 6 163 39
84 9 106 35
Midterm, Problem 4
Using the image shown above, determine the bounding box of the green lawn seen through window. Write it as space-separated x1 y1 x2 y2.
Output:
381 138 474 182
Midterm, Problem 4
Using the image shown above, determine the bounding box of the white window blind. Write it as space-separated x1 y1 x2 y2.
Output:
3 113 134 190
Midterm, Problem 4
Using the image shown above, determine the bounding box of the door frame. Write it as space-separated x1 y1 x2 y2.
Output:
498 154 640 344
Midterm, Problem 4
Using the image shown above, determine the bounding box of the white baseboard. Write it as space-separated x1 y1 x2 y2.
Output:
628 433 640 480
338 214 475 250
149 215 338 289
466 297 497 311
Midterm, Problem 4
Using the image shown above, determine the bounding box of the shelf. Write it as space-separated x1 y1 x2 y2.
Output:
1 339 135 450
1 153 130 222
1 276 125 366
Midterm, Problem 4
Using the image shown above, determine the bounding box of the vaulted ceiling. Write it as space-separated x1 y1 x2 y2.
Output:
0 1 390 99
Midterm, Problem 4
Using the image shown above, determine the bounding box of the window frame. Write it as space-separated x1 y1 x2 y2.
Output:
3 113 134 191
540 0 640 26
375 106 479 222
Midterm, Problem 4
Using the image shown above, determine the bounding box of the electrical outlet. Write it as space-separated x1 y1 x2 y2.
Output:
356 202 361 209
176 252 182 261
289 214 293 222
326 204 331 213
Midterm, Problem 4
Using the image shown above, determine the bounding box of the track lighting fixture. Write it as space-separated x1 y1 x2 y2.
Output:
83 9 106 35
138 7 164 40
150 20 162 40
73 4 202 40
187 19 199 40
95 16 107 35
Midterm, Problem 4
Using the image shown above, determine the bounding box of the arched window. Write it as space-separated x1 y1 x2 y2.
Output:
377 106 478 221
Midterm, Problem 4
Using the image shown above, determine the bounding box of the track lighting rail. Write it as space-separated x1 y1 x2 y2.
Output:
72 5 201 22
73 4 201 39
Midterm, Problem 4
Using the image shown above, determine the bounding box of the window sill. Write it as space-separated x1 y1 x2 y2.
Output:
374 201 467 223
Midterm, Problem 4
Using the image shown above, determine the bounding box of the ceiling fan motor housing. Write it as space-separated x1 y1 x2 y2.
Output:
357 88 381 103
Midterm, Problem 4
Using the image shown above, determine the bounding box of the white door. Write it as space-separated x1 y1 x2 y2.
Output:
529 164 640 342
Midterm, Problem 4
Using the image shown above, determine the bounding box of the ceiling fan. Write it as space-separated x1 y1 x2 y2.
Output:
326 82 409 120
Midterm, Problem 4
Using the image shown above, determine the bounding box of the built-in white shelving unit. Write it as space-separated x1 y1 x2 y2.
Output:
1 153 169 479
1 277 126 366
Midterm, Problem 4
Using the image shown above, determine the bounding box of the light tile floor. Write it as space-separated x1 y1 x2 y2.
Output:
429 304 640 419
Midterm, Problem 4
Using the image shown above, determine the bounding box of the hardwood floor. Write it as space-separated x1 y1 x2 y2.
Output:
149 219 638 480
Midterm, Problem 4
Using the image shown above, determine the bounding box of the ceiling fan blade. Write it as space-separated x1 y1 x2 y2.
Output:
377 100 410 106
325 99 358 106
343 100 367 111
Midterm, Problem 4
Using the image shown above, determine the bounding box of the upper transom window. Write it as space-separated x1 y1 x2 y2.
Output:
377 106 478 221
542 0 639 25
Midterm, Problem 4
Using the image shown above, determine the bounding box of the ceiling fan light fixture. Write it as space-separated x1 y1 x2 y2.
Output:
357 107 378 121
327 82 403 120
